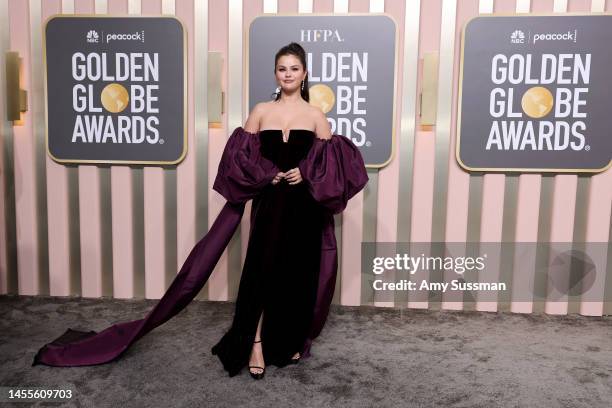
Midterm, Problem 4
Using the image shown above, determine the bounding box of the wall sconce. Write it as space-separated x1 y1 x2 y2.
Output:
420 52 439 127
208 51 224 126
5 51 28 125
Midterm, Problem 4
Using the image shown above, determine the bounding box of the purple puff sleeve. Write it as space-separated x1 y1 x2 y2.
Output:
298 134 369 214
212 126 280 203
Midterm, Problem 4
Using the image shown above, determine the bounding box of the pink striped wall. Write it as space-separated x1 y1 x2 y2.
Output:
9 0 40 296
0 0 610 317
142 0 167 300
207 0 230 301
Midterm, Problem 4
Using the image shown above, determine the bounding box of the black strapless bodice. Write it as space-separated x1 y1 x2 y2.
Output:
259 129 315 172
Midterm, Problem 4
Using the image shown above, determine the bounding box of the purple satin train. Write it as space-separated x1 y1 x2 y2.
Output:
32 126 368 367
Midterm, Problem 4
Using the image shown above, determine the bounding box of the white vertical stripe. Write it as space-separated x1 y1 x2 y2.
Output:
228 0 243 130
108 0 136 299
93 0 114 297
128 0 140 15
263 0 277 14
473 0 510 315
334 0 348 13
61 0 74 13
369 0 386 304
162 0 174 15
29 0 49 295
479 0 493 14
194 0 209 300
369 0 384 13
155 0 177 299
591 0 605 12
95 0 106 15
510 0 535 315
516 0 530 13
396 0 421 309
174 0 198 308
543 0 575 316
334 0 355 306
298 0 313 13
553 0 568 13
431 0 457 243
129 0 146 299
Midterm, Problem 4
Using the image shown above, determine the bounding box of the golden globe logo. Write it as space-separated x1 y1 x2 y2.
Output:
100 83 129 113
486 53 591 152
309 84 335 113
70 52 161 144
521 86 553 119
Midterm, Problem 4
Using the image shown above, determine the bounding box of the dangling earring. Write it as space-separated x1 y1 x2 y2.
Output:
275 86 281 97
301 80 304 91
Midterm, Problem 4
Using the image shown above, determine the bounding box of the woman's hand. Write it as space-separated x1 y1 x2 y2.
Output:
271 171 285 185
284 167 303 185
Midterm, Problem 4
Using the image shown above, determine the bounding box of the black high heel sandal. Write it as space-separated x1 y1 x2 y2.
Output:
249 340 265 379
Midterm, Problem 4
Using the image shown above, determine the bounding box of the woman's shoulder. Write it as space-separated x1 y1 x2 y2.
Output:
244 102 273 133
251 101 272 115
307 103 327 118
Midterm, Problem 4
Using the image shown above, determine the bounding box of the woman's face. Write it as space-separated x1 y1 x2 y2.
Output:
275 54 307 94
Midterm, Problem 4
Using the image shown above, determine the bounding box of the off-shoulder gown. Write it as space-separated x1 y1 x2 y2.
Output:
211 129 324 375
32 126 368 376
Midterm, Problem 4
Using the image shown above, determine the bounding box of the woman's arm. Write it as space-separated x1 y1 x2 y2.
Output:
297 117 368 213
313 108 333 140
244 102 266 133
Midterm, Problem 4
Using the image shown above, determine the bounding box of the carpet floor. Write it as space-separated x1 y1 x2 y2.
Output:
1 295 611 407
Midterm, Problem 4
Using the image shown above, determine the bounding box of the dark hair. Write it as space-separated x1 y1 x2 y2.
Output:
271 42 309 102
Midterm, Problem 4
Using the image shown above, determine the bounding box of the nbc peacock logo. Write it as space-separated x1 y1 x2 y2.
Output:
86 30 99 43
510 29 525 44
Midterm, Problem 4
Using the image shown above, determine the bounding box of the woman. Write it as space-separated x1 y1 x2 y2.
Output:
32 42 368 379
212 42 336 379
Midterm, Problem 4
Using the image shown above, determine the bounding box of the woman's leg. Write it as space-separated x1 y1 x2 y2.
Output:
249 311 265 374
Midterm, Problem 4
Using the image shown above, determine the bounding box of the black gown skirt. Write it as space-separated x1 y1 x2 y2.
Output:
211 129 325 376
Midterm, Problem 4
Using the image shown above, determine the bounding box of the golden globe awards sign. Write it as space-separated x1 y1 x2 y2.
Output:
44 16 186 165
248 14 397 168
457 15 612 173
